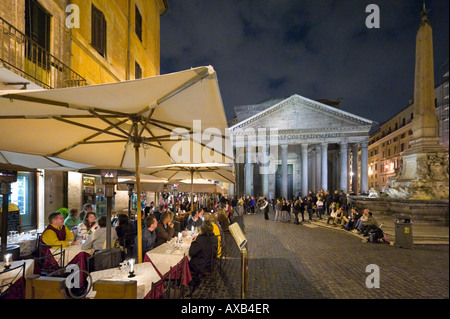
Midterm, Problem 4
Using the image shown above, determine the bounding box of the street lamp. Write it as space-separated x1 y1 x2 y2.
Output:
78 167 134 250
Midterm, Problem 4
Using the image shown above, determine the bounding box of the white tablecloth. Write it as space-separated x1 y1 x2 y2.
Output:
87 262 161 299
0 232 39 257
0 259 35 294
145 236 192 276
51 245 94 266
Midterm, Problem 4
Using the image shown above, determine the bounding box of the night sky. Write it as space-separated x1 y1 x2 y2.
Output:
160 1 449 126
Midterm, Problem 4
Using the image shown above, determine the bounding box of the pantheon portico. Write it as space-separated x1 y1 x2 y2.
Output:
228 94 375 199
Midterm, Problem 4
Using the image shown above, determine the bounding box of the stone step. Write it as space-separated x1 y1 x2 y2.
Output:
309 218 449 245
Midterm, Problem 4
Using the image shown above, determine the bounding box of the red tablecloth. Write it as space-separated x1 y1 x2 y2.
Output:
34 247 91 284
0 276 25 299
143 255 192 299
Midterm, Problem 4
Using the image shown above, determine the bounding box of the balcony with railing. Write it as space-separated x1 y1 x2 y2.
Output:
0 17 86 89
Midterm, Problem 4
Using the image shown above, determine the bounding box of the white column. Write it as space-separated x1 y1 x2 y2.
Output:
301 143 308 197
321 142 328 191
281 144 288 199
360 140 369 194
315 144 322 191
340 142 348 193
235 146 245 197
261 141 269 197
245 144 253 196
351 143 359 194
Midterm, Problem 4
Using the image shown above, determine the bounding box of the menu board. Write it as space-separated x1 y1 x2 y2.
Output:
0 204 22 233
7 210 21 232
228 222 247 250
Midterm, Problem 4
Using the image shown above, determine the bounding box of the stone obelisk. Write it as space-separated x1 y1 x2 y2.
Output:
408 7 440 152
388 6 449 200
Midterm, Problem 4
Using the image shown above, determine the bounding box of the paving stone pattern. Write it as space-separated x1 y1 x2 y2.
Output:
191 210 449 299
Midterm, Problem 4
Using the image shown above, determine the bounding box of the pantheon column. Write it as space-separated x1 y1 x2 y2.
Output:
281 144 288 199
315 144 322 191
321 142 328 191
351 143 359 194
235 146 244 197
340 142 348 193
261 142 269 198
245 144 253 196
301 143 308 197
360 140 369 194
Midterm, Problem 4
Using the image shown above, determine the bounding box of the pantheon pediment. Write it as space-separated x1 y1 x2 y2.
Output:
229 94 375 133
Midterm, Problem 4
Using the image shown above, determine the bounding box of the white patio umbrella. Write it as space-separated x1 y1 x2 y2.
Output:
0 66 233 262
0 150 92 170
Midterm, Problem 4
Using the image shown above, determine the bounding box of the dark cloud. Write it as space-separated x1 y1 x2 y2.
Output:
160 0 449 125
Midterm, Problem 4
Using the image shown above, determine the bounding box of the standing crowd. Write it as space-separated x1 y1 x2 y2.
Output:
231 190 386 242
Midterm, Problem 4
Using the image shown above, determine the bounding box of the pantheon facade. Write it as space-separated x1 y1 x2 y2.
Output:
228 94 375 199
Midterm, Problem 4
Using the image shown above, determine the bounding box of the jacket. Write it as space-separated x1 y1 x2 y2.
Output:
188 234 218 274
81 227 118 251
155 221 174 247
365 216 379 227
64 216 80 230
135 227 156 259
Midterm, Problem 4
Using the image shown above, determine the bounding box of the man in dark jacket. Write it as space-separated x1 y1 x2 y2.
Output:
261 197 270 220
339 190 348 214
331 190 340 209
134 215 157 260
155 212 174 247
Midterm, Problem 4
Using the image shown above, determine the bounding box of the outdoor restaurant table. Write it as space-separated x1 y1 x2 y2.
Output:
0 259 34 298
46 245 93 282
87 262 161 299
144 235 192 277
0 231 40 257
53 245 94 267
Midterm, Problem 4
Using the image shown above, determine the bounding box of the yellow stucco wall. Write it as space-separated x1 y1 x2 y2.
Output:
70 0 166 85
368 104 415 190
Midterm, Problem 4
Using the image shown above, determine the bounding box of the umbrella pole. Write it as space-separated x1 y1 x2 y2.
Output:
134 139 143 263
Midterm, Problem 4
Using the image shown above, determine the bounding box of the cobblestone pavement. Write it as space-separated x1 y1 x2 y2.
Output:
191 209 449 299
